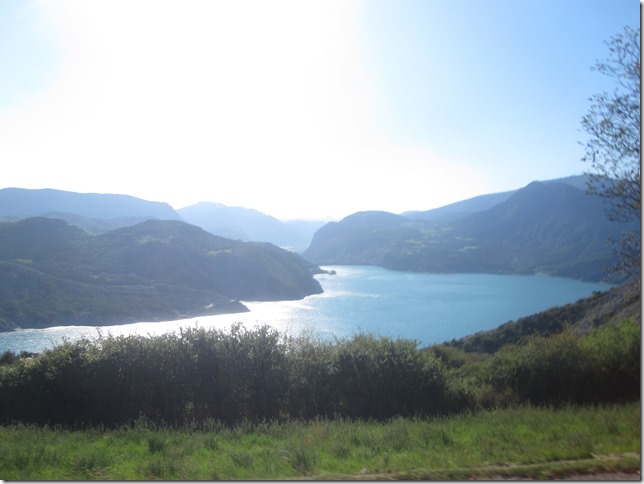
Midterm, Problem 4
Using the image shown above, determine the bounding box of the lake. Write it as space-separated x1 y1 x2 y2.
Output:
0 265 613 353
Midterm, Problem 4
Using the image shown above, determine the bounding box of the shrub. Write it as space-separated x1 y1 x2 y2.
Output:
578 317 640 402
329 334 449 418
1 326 452 426
283 332 336 419
486 318 640 406
1 319 636 427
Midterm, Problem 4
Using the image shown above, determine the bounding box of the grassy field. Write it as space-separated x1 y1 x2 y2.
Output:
0 402 639 480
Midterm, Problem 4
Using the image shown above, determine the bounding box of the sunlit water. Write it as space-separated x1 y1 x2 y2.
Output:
0 265 613 353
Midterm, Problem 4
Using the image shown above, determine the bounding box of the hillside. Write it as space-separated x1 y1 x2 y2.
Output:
0 218 322 331
303 178 634 281
302 211 421 266
443 278 641 353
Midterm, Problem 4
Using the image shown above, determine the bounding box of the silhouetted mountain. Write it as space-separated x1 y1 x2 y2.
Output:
304 178 633 281
178 202 325 252
0 188 182 230
0 218 322 331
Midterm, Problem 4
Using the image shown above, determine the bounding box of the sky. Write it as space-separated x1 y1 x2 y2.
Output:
0 0 639 220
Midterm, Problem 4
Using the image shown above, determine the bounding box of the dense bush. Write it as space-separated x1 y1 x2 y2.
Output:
0 325 451 427
579 317 641 401
282 331 336 419
0 317 638 427
328 334 448 419
485 318 640 406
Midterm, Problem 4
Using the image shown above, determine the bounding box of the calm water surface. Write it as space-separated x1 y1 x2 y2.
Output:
0 265 613 353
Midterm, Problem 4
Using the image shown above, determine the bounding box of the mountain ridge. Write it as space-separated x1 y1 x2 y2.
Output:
0 188 326 250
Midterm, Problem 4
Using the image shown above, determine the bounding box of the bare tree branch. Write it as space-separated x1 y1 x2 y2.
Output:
581 26 640 279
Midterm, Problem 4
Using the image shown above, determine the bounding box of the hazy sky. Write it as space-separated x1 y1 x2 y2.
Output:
0 0 639 220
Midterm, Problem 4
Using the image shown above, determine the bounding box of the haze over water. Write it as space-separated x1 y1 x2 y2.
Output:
0 265 613 354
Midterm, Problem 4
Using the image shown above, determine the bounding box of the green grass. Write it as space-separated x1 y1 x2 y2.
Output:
0 403 639 480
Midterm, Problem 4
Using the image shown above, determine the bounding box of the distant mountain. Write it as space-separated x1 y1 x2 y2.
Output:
0 188 182 233
178 202 325 252
0 188 327 248
303 177 633 281
282 219 330 249
0 217 323 331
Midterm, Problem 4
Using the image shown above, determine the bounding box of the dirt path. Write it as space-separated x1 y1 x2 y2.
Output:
552 471 640 480
485 470 640 480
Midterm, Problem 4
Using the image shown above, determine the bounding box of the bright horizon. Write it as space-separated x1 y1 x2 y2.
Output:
0 0 638 220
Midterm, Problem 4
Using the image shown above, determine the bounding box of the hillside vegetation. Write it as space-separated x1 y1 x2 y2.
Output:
445 278 640 353
0 217 322 331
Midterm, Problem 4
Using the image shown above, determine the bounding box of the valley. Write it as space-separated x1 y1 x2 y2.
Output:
0 174 637 333
0 177 639 481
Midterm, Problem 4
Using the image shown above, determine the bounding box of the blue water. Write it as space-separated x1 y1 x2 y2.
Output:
0 265 613 353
